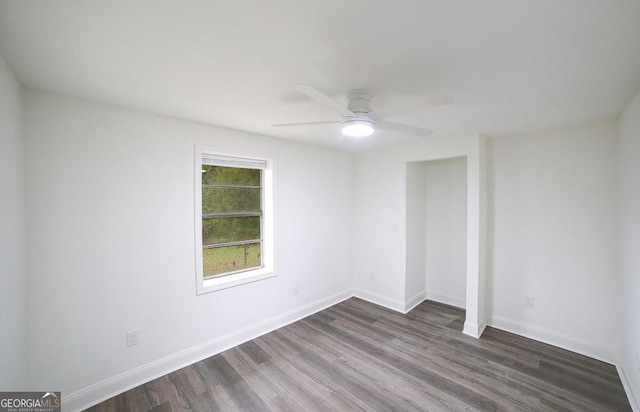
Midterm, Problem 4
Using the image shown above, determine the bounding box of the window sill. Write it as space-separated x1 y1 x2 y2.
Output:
197 267 276 294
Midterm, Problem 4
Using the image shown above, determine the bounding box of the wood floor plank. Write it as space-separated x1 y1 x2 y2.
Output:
84 298 631 411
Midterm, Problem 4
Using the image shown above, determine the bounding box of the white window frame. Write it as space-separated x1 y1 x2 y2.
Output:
194 146 275 294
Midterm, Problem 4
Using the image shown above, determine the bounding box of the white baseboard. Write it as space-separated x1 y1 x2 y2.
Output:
352 288 405 313
489 315 617 364
425 290 466 309
404 291 426 313
64 289 352 412
617 361 640 412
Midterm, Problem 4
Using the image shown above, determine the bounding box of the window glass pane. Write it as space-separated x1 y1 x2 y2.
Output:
202 187 261 214
203 243 261 277
202 165 261 186
202 216 261 245
197 154 268 284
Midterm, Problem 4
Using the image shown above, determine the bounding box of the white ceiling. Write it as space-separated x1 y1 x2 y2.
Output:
1 0 640 152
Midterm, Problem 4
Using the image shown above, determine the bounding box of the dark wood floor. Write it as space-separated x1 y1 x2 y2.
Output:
85 298 631 411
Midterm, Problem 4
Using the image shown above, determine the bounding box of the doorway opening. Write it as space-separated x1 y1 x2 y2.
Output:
406 157 468 315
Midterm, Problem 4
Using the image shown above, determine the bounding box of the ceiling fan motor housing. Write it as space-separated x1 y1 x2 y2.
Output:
346 89 374 113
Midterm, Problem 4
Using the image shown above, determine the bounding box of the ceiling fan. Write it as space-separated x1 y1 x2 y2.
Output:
273 85 453 138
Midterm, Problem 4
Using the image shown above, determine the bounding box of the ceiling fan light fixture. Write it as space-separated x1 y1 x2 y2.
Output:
341 119 375 137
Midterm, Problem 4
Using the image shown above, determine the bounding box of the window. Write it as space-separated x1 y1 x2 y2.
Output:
195 149 274 294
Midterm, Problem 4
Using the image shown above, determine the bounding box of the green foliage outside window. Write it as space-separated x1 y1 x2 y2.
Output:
201 165 263 277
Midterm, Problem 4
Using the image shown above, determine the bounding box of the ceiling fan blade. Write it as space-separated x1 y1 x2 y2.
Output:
374 91 454 119
272 120 340 128
294 84 354 117
377 120 433 137
421 91 454 110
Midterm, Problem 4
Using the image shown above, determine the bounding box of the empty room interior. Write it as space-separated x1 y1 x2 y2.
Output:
1 1 640 411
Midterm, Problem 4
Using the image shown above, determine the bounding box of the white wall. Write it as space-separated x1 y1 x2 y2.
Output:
352 145 409 309
22 89 353 409
618 90 640 410
425 158 467 309
487 121 619 362
352 134 484 325
405 161 428 307
0 53 26 388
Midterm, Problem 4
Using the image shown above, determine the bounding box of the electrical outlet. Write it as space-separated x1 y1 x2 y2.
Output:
293 285 299 295
127 329 140 347
524 296 534 308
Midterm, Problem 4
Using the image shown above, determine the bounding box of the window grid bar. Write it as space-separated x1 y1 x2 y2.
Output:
203 212 262 218
203 184 261 189
203 239 262 249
